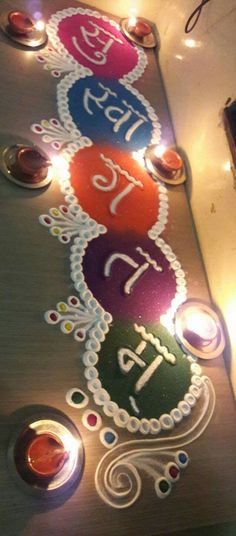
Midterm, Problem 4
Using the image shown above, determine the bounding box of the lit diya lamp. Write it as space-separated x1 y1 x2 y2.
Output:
0 144 52 189
145 144 186 185
120 11 157 48
7 11 35 35
175 300 225 359
11 146 51 184
128 19 152 38
26 433 69 478
2 10 47 48
8 415 84 496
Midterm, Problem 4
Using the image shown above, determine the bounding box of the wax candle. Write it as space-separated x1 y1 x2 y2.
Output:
8 11 35 35
27 433 69 478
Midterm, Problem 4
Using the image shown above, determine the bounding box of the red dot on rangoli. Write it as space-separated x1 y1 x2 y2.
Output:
50 313 58 322
71 297 78 305
76 330 84 338
44 217 51 224
87 413 97 427
169 466 180 479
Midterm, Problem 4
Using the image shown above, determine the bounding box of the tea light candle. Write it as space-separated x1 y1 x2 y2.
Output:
27 433 69 478
8 11 35 35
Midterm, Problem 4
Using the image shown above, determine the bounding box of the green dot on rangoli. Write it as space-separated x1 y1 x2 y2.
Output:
71 391 84 404
159 479 170 493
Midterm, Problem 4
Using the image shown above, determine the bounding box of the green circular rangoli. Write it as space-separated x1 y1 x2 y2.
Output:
96 321 192 420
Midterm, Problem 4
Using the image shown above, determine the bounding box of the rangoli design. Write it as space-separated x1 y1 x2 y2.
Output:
57 73 161 151
34 5 215 509
38 7 147 83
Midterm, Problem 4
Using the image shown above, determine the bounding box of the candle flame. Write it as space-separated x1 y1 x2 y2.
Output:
185 310 217 341
154 144 166 158
132 149 146 167
128 7 137 27
35 20 45 31
50 155 70 182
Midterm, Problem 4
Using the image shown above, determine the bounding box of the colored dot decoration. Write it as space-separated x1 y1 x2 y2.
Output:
155 478 171 499
175 450 189 468
66 388 89 409
165 462 180 482
100 427 118 449
82 409 102 431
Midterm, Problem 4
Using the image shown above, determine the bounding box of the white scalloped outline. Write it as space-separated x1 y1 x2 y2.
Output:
46 7 148 85
57 71 161 153
68 230 203 435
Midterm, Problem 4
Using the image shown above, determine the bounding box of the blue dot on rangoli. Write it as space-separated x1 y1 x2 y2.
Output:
104 431 116 445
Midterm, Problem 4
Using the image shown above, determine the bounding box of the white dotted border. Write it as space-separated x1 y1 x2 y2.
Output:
83 367 203 436
69 230 203 435
46 7 148 85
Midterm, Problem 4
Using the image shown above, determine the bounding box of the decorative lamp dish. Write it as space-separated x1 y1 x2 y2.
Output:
0 144 52 189
120 17 157 49
0 10 47 48
26 432 69 478
7 413 84 496
145 144 186 186
175 300 225 360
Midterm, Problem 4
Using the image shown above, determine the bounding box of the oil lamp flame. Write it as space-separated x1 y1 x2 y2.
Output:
128 8 137 28
185 310 218 342
154 144 167 158
34 20 45 31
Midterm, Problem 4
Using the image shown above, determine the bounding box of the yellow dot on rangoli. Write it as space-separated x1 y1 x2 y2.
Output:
52 209 60 216
52 228 60 235
65 322 72 332
59 303 67 312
